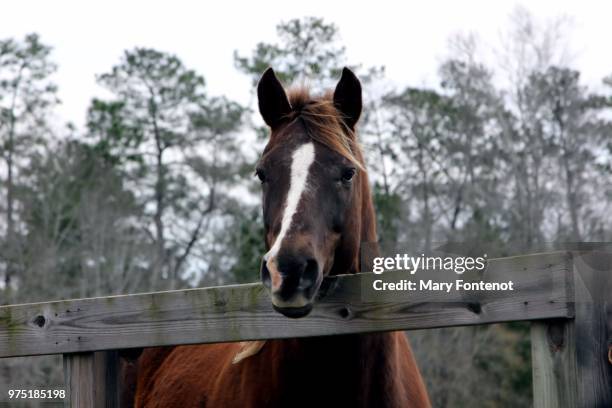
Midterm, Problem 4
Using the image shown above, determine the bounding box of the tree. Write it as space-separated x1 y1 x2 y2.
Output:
383 88 455 250
91 48 245 290
494 7 579 247
436 57 506 244
523 67 606 240
17 139 147 300
0 33 58 302
235 17 347 89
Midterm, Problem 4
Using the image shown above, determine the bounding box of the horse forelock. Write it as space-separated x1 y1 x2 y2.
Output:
274 87 365 172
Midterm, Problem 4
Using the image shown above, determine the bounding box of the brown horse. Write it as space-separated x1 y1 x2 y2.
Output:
131 68 430 407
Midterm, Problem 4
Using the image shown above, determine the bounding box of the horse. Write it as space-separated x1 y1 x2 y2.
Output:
130 67 431 407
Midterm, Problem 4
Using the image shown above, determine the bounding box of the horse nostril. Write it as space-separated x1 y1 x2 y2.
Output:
299 258 319 294
260 260 271 289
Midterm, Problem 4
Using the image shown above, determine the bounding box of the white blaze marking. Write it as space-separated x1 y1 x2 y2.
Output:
264 142 315 262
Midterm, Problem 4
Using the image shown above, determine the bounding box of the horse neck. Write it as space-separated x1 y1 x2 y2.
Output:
270 332 418 406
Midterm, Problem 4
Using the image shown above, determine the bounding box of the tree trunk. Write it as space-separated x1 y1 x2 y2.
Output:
152 120 165 291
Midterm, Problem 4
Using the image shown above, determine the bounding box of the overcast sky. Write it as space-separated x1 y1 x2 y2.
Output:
2 0 611 129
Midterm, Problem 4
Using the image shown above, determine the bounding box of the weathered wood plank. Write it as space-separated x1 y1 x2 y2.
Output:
63 351 119 407
1 252 572 358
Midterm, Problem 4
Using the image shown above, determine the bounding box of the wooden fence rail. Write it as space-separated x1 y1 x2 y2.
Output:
1 251 610 407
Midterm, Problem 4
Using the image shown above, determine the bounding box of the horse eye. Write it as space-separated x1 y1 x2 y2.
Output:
255 169 266 183
341 168 356 182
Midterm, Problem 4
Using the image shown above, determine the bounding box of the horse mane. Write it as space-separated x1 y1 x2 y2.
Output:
283 87 365 171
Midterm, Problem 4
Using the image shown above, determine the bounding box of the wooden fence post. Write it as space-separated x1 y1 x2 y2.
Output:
532 251 612 408
63 350 119 407
531 319 577 408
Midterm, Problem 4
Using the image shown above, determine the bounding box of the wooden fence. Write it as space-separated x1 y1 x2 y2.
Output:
1 251 611 407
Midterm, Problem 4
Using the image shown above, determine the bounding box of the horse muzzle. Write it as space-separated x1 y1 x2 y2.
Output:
261 254 321 318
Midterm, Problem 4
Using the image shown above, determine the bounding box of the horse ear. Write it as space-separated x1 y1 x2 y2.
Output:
333 67 362 129
257 68 292 129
